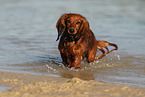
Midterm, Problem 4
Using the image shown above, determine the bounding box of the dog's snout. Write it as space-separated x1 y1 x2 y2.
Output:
69 29 75 33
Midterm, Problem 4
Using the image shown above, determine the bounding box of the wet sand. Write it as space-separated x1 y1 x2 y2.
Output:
0 72 144 97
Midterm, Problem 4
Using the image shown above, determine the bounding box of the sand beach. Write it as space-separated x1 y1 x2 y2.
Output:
0 71 144 97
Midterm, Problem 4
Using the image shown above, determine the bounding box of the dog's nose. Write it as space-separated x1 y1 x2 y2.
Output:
69 29 75 33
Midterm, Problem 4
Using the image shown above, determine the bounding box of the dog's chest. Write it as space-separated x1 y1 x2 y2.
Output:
64 41 75 48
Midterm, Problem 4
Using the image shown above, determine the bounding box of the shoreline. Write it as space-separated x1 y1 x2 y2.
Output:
0 71 144 97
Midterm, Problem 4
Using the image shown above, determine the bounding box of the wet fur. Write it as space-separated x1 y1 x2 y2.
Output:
56 13 118 68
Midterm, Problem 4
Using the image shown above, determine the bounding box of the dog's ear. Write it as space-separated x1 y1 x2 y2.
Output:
79 17 90 35
56 13 67 41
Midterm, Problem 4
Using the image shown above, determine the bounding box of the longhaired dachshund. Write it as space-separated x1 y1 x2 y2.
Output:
56 13 118 68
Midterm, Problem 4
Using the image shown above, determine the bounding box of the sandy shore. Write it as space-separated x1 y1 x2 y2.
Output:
0 72 144 97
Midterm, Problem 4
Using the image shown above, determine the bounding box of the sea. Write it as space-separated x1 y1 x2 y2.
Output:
0 0 145 88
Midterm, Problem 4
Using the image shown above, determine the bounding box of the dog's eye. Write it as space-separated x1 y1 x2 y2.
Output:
67 20 71 23
76 21 80 24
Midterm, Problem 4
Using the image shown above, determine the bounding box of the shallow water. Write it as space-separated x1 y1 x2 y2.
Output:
0 86 11 92
0 0 145 88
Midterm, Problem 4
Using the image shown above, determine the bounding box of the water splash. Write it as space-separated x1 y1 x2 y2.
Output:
44 52 122 80
114 52 121 60
46 64 58 73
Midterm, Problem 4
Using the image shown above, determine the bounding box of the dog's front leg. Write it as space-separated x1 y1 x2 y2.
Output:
68 55 82 69
60 52 69 67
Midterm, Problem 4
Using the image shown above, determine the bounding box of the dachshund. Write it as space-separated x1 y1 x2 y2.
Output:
56 13 118 68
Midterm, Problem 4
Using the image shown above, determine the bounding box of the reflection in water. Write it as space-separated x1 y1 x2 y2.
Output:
0 86 11 92
43 52 145 87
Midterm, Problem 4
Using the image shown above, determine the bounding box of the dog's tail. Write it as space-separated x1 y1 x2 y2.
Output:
95 40 118 60
104 41 118 53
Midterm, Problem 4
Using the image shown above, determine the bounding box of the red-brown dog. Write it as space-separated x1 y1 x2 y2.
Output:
56 13 118 68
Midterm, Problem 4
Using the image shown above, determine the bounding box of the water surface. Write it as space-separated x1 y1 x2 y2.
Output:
0 0 145 88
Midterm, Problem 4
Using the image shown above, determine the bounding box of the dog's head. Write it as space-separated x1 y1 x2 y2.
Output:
56 13 90 41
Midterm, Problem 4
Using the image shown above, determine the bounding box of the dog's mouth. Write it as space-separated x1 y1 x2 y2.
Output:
65 32 77 43
68 33 76 37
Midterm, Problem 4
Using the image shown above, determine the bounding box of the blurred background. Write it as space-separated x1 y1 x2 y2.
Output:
0 0 145 87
